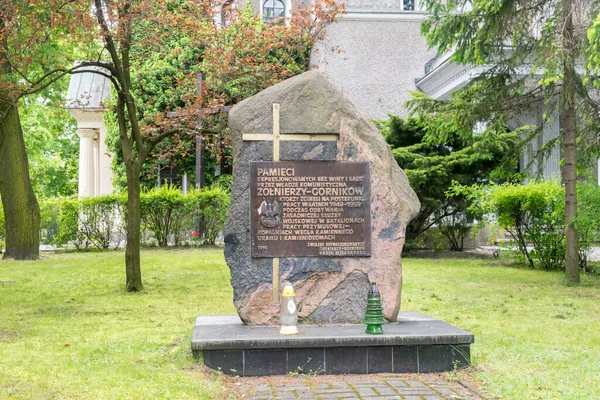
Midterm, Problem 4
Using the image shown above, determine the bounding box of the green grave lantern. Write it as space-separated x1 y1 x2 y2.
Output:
362 282 386 334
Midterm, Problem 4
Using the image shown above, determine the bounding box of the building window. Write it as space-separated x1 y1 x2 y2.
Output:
263 0 286 21
403 0 415 11
221 0 234 26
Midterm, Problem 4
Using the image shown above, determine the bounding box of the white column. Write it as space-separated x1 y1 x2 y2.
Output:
93 135 100 196
78 128 96 198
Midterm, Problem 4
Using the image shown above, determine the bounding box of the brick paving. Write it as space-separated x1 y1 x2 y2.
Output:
225 373 488 400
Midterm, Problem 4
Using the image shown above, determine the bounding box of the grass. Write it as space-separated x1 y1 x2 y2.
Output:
1 249 599 399
402 256 600 399
0 248 235 399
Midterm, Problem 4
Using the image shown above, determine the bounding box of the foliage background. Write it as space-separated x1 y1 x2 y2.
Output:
377 115 517 250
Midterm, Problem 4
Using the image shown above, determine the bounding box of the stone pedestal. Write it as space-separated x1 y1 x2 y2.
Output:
192 313 474 376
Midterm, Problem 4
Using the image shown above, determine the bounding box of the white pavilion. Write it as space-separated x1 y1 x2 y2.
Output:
66 65 114 198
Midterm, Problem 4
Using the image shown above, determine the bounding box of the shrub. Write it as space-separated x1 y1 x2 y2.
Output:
140 185 192 246
13 186 231 251
403 226 450 252
437 210 472 251
40 198 61 245
139 185 230 246
211 174 232 194
78 196 125 249
188 187 230 245
53 198 79 247
456 181 566 270
52 196 124 249
576 182 600 272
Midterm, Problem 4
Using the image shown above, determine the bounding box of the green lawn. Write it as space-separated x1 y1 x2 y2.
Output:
1 249 599 399
0 248 234 399
402 255 600 400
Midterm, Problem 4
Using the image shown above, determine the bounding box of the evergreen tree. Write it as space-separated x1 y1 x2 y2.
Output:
378 116 516 249
411 0 598 283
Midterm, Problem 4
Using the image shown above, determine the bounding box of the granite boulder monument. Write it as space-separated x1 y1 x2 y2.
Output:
224 71 420 325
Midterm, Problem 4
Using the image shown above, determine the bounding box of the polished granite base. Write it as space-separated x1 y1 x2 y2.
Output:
191 312 474 376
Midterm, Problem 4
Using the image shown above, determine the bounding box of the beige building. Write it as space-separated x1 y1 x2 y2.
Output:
310 1 434 120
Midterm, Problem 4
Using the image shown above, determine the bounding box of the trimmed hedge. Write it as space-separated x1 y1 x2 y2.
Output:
140 185 230 246
28 186 230 250
53 195 125 249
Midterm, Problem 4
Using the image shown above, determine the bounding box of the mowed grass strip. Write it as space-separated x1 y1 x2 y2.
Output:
402 256 600 400
2 249 599 399
0 248 235 399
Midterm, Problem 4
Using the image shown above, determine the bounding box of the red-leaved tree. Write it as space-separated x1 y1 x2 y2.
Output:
2 0 342 290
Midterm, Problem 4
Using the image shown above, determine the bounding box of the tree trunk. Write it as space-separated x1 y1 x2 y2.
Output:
562 0 580 285
125 162 143 291
562 108 579 283
0 104 40 260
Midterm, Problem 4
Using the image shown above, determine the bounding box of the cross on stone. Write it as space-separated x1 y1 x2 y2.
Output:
243 103 338 303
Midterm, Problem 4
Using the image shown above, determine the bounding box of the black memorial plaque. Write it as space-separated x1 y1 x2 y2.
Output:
251 161 371 257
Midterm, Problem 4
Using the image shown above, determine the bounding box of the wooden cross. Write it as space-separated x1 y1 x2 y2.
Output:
243 103 338 303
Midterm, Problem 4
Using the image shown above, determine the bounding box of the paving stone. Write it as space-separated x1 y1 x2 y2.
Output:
349 384 397 396
405 380 428 387
454 387 480 397
272 385 309 390
272 394 298 400
351 383 390 388
253 384 273 392
432 386 461 396
372 386 397 396
253 389 273 395
316 383 334 389
331 382 354 389
398 388 437 394
354 384 398 396
293 391 318 399
317 393 360 399
316 388 357 395
238 384 254 392
230 373 486 400
354 387 380 396
345 377 373 384
383 379 409 388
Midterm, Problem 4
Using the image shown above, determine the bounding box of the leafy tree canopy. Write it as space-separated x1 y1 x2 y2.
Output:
20 96 78 198
107 1 343 189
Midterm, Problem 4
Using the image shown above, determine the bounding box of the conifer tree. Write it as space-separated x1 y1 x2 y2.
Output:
411 0 598 284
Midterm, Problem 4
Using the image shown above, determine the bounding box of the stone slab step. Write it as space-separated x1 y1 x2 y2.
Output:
192 312 474 376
